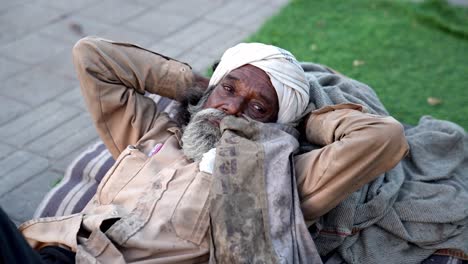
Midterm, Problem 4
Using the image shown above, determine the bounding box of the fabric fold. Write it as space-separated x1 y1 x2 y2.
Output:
208 116 322 263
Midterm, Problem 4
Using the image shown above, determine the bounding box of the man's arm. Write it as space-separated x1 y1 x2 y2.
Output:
72 37 201 159
295 106 409 221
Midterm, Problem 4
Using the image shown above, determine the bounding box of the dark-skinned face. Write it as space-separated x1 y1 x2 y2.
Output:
203 64 279 123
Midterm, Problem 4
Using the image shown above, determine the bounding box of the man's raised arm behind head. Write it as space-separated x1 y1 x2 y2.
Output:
295 105 409 221
72 36 203 159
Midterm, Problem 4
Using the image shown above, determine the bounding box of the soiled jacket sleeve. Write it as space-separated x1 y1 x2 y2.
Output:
294 104 409 221
72 36 194 159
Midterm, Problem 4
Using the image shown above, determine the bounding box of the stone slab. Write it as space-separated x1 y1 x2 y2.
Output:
134 0 166 6
26 112 93 154
0 0 31 13
38 0 98 12
0 151 33 178
78 0 147 25
163 20 223 51
47 124 98 160
7 105 81 148
0 3 63 26
124 10 194 37
0 151 49 196
99 28 159 48
0 33 69 65
0 96 30 126
56 86 86 110
0 21 16 45
0 56 29 80
148 41 187 59
191 27 250 58
268 0 290 8
39 15 113 45
233 5 280 30
177 51 218 73
0 169 62 223
0 102 63 138
448 0 468 6
204 0 262 25
51 142 95 173
0 142 14 161
1 68 77 107
0 3 64 46
156 0 224 17
34 49 77 79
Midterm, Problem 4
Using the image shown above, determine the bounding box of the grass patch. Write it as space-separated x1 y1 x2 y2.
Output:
246 0 468 129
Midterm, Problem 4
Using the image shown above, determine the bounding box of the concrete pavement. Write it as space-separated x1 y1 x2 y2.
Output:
0 0 289 225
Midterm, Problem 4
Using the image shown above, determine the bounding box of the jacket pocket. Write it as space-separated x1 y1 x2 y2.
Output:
171 171 212 245
105 167 176 246
97 145 148 205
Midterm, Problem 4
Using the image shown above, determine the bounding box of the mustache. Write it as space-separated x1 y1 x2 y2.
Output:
189 108 226 125
181 108 226 161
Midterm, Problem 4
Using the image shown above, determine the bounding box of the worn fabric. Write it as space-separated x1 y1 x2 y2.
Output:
300 63 468 264
34 95 178 219
209 116 321 263
323 252 468 264
20 37 407 263
209 42 309 124
21 37 211 264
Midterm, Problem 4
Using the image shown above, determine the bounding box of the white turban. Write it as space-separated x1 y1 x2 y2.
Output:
209 43 309 124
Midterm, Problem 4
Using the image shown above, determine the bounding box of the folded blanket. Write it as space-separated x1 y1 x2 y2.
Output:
208 116 322 263
301 63 468 264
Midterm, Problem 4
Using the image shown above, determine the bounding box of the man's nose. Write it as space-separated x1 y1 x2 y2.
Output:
219 98 244 116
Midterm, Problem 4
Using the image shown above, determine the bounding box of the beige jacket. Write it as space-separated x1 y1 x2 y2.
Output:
19 37 409 263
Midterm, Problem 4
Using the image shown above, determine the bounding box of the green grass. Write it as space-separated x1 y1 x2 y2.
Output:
246 0 468 129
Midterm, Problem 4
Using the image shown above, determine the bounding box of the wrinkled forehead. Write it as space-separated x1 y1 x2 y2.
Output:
228 65 272 86
225 64 277 100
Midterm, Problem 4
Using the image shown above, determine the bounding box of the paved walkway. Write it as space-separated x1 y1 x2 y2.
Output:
0 0 288 225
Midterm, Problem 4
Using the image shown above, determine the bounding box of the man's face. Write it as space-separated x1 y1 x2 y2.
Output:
203 64 279 122
181 65 279 161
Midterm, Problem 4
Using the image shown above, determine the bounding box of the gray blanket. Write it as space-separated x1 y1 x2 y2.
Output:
208 116 322 263
301 63 468 264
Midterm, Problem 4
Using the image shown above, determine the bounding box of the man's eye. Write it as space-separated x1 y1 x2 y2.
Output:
222 85 234 93
252 104 266 113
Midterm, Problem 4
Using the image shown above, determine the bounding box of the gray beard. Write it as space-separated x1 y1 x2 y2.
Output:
181 108 226 161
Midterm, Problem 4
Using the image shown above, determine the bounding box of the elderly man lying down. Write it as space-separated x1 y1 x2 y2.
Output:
1 37 467 264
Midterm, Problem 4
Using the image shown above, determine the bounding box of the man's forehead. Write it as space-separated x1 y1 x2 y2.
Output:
226 65 273 88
